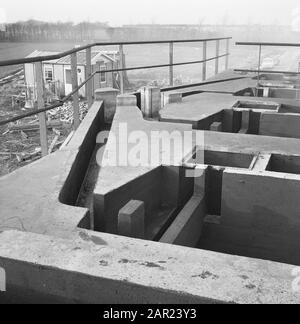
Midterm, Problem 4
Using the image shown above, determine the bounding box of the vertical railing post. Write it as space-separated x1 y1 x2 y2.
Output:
215 40 220 75
119 44 125 94
169 42 174 86
71 52 80 129
202 41 207 81
86 47 93 108
35 61 48 157
225 38 230 70
257 45 262 90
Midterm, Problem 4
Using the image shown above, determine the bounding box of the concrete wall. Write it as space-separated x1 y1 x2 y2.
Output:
93 166 194 238
94 167 162 234
200 169 300 265
221 170 300 233
199 220 300 266
259 113 300 139
193 111 223 130
1 230 298 304
160 166 207 247
266 154 300 175
59 101 105 207
269 88 299 100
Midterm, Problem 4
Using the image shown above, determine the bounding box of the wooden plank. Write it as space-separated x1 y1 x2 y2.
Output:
35 62 48 157
71 52 80 129
85 47 93 108
10 121 62 132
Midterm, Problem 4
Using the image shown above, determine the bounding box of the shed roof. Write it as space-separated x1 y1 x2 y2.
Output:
26 50 117 66
26 50 60 64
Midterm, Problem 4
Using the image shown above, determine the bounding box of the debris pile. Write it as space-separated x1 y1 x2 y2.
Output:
47 101 88 124
0 100 88 177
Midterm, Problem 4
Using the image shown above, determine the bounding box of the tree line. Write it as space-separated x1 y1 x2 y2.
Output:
0 20 113 42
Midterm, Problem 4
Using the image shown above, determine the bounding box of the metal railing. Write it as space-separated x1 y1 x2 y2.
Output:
235 41 300 87
0 37 231 156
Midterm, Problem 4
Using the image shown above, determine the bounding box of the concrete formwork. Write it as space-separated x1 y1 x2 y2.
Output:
2 72 300 303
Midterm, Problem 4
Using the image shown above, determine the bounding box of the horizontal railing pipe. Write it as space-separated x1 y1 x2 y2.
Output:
0 74 237 127
94 54 229 74
0 71 97 126
0 37 232 67
236 41 300 47
160 76 248 92
0 37 231 130
234 68 300 75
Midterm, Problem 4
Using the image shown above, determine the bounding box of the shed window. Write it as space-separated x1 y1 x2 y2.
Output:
100 66 106 83
45 67 53 82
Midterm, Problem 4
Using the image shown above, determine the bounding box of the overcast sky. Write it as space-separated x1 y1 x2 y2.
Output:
0 0 299 26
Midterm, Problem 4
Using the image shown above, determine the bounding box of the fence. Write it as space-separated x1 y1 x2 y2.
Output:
234 41 300 88
0 37 231 157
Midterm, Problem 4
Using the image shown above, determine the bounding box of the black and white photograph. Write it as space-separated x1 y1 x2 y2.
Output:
0 0 300 307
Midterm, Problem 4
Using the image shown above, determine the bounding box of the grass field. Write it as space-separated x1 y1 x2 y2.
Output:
0 40 298 81
0 40 259 81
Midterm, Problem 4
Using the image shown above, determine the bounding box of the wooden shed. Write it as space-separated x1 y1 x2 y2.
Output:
24 49 121 99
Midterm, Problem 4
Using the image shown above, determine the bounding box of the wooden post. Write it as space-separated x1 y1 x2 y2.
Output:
86 47 93 108
35 62 48 157
215 40 220 75
202 41 207 81
169 42 174 86
119 44 124 94
71 52 80 129
225 39 230 70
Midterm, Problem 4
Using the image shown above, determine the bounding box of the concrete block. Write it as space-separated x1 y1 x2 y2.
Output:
140 87 161 118
210 122 223 132
117 94 137 107
118 200 145 239
162 92 182 106
95 88 119 123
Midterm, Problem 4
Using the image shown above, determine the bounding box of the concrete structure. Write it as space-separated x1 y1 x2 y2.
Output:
3 70 300 303
118 200 145 239
95 88 120 123
140 87 161 118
